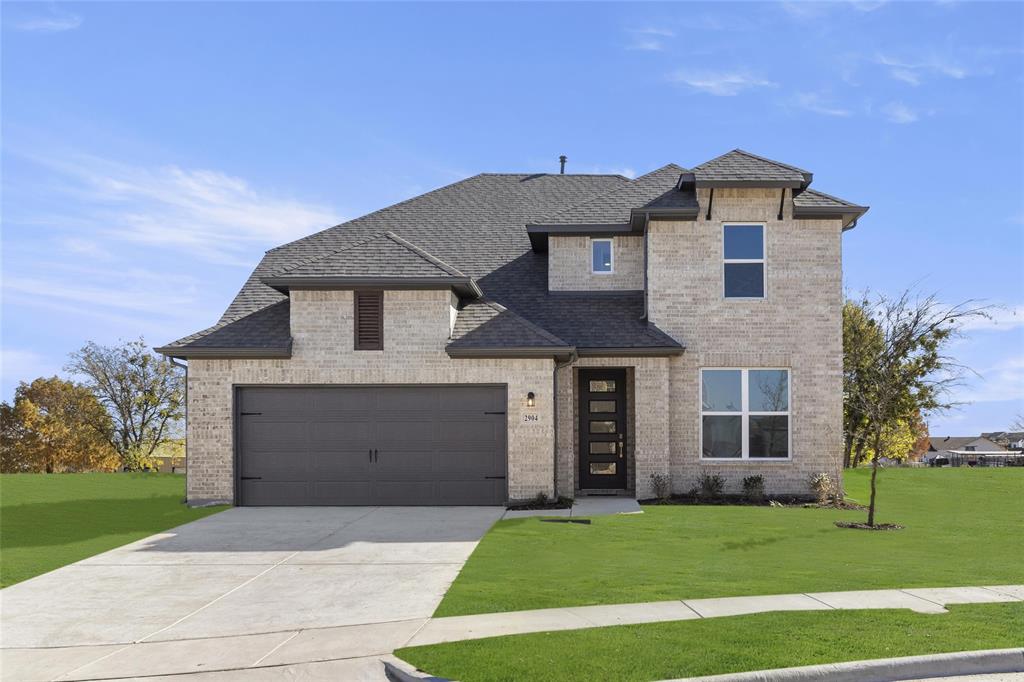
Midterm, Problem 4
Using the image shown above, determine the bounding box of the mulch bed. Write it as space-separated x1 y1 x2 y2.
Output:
506 497 574 511
641 495 831 507
834 520 904 531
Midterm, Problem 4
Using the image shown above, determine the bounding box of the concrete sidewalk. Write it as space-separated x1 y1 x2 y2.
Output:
405 585 1024 646
3 584 1020 680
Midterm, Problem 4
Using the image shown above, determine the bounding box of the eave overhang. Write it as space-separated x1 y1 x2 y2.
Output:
262 276 482 298
695 179 807 189
575 346 685 357
793 204 870 230
154 341 294 360
445 345 576 360
526 223 634 253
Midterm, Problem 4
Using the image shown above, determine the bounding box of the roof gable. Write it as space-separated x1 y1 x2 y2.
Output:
269 231 468 280
694 149 811 187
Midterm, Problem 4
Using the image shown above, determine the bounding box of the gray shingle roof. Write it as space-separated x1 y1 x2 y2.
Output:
792 188 864 209
157 300 291 352
694 149 810 186
448 300 570 353
538 164 695 225
928 436 1006 452
268 231 468 280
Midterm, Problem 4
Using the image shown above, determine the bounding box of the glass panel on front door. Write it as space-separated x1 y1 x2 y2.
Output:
579 369 628 490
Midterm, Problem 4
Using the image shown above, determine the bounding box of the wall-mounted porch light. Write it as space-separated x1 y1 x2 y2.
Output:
526 392 536 408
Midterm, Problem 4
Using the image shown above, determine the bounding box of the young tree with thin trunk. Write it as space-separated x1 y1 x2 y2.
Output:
65 338 184 470
845 292 988 527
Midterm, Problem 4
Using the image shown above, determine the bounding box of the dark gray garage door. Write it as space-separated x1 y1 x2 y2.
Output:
237 386 507 506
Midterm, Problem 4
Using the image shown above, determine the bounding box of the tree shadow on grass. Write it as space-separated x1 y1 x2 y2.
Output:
0 496 209 549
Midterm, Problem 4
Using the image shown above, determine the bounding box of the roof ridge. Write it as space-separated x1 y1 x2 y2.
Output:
380 231 469 278
539 163 688 222
695 148 810 175
269 230 390 276
475 299 570 346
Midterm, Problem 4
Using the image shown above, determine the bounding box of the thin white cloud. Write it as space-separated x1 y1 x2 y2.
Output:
875 53 970 85
22 152 339 266
881 101 919 124
667 70 776 96
58 237 113 260
957 356 1024 404
625 27 674 52
793 92 852 117
14 11 82 33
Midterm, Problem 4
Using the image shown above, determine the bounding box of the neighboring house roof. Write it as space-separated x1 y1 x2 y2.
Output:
927 436 1006 453
693 149 811 187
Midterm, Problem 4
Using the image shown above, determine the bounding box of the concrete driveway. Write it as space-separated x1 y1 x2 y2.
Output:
1 506 503 681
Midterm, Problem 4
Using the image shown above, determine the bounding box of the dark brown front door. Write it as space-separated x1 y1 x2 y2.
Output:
578 369 627 490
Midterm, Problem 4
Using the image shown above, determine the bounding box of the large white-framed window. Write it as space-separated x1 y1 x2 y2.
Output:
723 224 765 298
591 238 614 274
701 368 790 460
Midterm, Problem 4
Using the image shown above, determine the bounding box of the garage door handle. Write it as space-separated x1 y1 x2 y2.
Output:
484 411 506 415
240 476 262 480
484 475 506 480
240 412 262 416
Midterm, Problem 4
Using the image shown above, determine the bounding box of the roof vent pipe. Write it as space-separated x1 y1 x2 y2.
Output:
559 155 567 174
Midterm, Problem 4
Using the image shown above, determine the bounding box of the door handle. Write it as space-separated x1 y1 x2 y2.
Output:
374 448 379 463
368 449 372 463
618 434 624 459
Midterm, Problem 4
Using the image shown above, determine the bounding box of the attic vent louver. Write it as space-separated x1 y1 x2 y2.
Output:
354 290 384 351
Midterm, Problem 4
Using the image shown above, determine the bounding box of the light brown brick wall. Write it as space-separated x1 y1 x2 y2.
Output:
548 235 644 291
647 188 844 496
186 288 555 505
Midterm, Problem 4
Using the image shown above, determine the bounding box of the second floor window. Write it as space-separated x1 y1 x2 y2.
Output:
591 238 613 274
723 224 765 298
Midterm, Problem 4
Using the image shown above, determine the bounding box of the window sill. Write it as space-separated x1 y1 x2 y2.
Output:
700 458 792 464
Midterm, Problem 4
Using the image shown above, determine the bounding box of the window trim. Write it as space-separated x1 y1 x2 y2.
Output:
722 223 767 299
700 367 791 461
353 289 384 351
591 238 614 275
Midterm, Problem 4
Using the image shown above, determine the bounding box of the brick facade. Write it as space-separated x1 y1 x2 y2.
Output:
186 289 555 505
548 235 644 291
186 189 844 505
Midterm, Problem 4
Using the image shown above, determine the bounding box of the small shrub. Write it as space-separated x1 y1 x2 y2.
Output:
808 472 837 505
697 472 725 499
532 492 549 507
742 475 765 502
650 473 672 501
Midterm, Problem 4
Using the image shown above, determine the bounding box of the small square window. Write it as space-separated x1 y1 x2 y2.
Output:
589 379 616 392
589 420 617 433
590 462 617 475
589 400 616 413
592 239 613 274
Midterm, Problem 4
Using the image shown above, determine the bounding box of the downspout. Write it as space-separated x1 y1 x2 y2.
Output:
167 357 188 504
642 212 650 320
552 349 578 499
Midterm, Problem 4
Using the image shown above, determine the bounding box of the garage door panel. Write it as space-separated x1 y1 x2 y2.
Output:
310 450 372 477
311 387 376 411
374 419 436 443
436 387 503 412
243 419 309 444
238 386 506 506
438 480 504 506
241 481 312 506
310 420 373 444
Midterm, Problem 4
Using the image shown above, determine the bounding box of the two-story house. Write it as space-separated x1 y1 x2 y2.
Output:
157 149 868 506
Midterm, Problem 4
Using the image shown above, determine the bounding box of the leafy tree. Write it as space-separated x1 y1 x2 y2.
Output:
843 298 884 468
0 377 119 473
65 338 184 470
845 291 987 526
1012 414 1024 432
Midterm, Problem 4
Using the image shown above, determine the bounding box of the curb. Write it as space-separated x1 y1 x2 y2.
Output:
669 648 1024 681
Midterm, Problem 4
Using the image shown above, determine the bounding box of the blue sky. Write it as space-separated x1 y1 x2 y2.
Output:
2 1 1022 435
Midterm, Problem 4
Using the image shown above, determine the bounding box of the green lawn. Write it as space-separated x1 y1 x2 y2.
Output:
436 468 1024 617
0 473 226 587
398 602 1024 682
